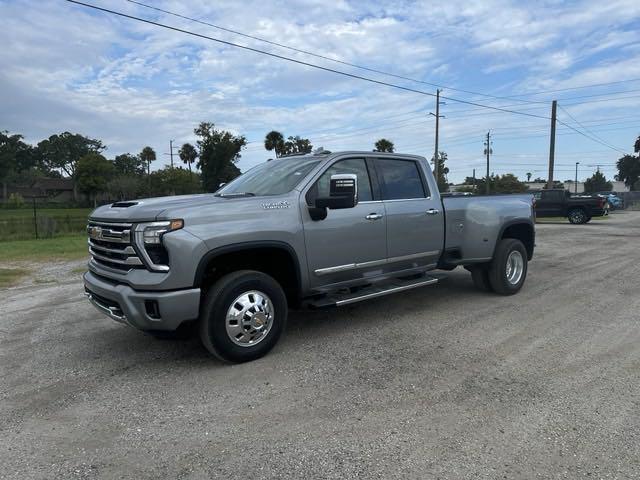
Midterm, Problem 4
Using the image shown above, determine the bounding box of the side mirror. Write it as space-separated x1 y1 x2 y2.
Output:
315 174 358 209
308 174 358 221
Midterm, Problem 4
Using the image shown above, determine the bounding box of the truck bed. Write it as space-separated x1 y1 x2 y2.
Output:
442 194 534 262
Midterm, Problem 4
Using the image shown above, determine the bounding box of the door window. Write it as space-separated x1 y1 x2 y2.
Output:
376 158 428 200
306 158 373 204
542 190 563 202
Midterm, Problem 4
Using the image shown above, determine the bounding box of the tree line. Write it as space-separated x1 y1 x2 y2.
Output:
3 124 638 205
0 122 247 206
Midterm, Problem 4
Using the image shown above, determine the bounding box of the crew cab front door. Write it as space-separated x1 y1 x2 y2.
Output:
374 157 444 271
302 157 387 289
536 190 565 216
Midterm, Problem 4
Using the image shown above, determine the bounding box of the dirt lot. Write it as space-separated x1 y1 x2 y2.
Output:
1 212 639 479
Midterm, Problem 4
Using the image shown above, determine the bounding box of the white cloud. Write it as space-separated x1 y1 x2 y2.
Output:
0 0 639 183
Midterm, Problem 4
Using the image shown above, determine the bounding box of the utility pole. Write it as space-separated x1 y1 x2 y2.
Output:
472 168 476 193
575 162 579 194
429 89 444 185
547 100 557 189
484 131 492 195
164 140 177 169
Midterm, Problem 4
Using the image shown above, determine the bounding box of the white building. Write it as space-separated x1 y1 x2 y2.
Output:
524 181 629 193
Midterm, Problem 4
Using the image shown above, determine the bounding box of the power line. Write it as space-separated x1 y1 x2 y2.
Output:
401 123 638 151
556 118 627 155
125 0 640 105
505 77 640 98
66 1 553 121
561 93 640 107
558 104 628 153
124 0 545 105
440 89 640 118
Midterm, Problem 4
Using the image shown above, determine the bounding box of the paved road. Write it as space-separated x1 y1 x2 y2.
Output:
1 212 639 479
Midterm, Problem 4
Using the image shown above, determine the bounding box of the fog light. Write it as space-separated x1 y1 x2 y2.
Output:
145 300 161 319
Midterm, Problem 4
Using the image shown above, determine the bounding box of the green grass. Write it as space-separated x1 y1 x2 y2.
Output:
536 215 611 223
0 208 91 241
0 208 91 219
0 235 88 262
0 268 30 288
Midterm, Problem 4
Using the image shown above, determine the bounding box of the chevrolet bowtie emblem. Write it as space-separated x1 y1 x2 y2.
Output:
88 226 103 239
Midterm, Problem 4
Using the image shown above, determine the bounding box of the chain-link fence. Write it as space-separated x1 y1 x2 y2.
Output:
0 208 91 241
621 191 640 210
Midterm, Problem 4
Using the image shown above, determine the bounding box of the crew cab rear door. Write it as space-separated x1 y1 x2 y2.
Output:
373 156 444 270
301 157 387 289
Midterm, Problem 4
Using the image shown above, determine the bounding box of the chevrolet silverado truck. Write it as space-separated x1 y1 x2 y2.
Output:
533 188 607 224
84 151 535 362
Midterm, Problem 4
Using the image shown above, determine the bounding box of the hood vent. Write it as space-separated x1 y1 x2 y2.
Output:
111 201 138 208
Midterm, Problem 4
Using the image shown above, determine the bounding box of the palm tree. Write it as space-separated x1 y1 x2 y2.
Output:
139 146 156 193
526 172 532 182
179 143 198 173
374 138 394 153
634 135 640 153
264 131 285 158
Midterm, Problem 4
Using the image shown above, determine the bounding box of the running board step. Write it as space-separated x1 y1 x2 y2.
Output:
308 275 440 308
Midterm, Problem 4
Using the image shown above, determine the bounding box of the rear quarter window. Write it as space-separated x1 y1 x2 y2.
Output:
376 158 428 200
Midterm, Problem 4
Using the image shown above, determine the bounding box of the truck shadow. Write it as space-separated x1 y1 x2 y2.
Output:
81 270 483 367
283 270 480 342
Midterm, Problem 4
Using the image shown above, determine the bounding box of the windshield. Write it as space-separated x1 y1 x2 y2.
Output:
217 157 320 197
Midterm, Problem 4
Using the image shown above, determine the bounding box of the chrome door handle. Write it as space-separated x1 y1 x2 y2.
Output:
426 209 440 215
365 213 383 221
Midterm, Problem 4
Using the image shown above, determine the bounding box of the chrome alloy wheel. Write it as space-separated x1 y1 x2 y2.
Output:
225 290 274 347
505 250 524 285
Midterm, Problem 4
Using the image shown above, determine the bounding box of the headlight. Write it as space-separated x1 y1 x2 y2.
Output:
133 220 183 271
137 220 183 245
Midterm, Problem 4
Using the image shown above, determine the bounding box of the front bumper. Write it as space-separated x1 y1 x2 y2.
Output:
83 271 201 331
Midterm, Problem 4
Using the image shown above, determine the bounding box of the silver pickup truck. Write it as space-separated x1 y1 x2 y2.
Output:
83 151 535 362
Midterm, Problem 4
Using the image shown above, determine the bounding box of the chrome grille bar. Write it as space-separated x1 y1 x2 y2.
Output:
89 250 144 266
87 221 143 271
88 240 136 256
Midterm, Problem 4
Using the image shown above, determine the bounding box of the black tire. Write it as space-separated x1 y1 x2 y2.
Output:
469 265 493 292
198 270 287 363
488 239 528 295
568 208 588 224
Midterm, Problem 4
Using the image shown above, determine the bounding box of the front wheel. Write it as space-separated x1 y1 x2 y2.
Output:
488 239 528 295
568 208 588 224
199 270 287 363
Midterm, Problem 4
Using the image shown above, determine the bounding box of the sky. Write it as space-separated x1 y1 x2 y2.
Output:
1 0 640 184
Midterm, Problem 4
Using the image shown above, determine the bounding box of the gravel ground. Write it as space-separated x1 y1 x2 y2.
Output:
1 211 639 479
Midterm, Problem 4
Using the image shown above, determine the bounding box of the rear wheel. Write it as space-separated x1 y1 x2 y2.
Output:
488 239 528 295
199 270 287 363
568 208 588 224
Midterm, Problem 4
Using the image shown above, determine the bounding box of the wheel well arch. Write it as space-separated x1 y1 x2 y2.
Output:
499 221 535 260
568 206 586 212
194 242 301 307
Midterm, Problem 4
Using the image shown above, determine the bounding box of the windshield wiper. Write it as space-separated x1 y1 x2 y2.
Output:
214 192 256 198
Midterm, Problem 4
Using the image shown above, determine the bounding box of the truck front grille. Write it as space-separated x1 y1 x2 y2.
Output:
87 221 144 272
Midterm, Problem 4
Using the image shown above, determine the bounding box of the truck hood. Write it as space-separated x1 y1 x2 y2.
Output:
89 194 224 222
